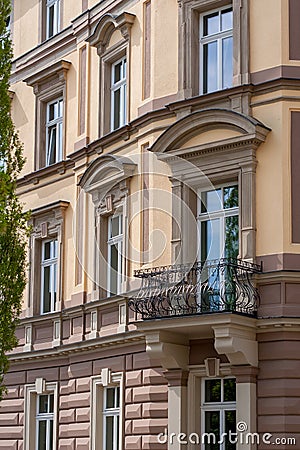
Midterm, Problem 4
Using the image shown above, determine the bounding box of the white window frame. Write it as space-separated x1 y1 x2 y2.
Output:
46 98 63 167
197 183 239 262
35 393 54 450
103 386 120 450
46 0 60 39
107 214 123 296
110 57 127 131
91 370 124 450
201 377 236 450
24 380 58 450
41 239 58 314
199 5 233 94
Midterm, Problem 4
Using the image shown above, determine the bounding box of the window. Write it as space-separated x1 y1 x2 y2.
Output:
24 60 70 171
103 387 120 450
91 370 123 450
24 380 58 450
87 13 135 136
46 0 60 39
36 393 54 450
198 184 239 311
199 6 233 94
46 98 63 166
41 239 58 314
201 377 236 450
107 215 123 296
198 184 239 262
111 57 127 131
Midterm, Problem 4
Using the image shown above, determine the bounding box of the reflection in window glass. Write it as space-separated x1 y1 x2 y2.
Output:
103 386 120 450
200 7 233 94
202 379 236 450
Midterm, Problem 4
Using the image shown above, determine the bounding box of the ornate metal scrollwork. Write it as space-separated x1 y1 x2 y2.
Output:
128 259 261 320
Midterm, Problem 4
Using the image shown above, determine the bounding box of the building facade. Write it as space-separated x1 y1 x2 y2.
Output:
1 0 300 449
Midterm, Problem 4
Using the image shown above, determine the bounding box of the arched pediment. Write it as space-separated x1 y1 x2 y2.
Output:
150 109 271 154
79 154 137 196
87 14 117 51
87 12 135 55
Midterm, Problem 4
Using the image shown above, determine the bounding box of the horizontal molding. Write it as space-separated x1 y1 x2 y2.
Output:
251 65 300 85
258 253 300 272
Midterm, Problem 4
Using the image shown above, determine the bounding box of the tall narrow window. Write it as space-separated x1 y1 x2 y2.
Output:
46 98 63 166
200 7 233 94
46 0 60 39
111 57 127 131
202 378 236 450
198 185 239 312
198 184 239 262
41 240 58 314
103 386 120 450
107 215 123 296
36 393 54 450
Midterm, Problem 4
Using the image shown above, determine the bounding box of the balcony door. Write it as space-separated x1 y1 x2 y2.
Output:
197 184 239 311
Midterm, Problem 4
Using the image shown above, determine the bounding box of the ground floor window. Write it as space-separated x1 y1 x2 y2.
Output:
103 386 120 450
201 377 236 450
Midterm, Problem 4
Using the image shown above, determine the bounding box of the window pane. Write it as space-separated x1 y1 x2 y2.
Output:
105 416 114 450
106 388 115 409
116 415 120 449
203 41 218 94
221 8 233 31
222 36 233 89
224 378 236 402
49 393 54 413
122 59 127 79
48 103 55 121
53 263 57 304
201 218 220 261
201 189 222 213
115 387 120 408
43 266 51 313
110 217 120 238
203 12 219 36
47 126 57 165
223 186 238 209
204 411 219 450
38 420 47 450
225 216 239 259
39 395 49 413
113 89 121 130
52 240 58 258
114 62 122 83
205 379 221 402
48 5 54 37
44 242 51 260
225 410 236 450
49 419 53 450
109 244 118 295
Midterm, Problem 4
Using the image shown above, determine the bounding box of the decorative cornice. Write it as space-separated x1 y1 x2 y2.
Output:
87 11 135 55
24 60 71 94
17 159 75 188
11 28 75 84
9 332 144 363
29 200 70 217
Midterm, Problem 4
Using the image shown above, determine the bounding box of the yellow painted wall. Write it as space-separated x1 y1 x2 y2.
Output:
250 0 282 73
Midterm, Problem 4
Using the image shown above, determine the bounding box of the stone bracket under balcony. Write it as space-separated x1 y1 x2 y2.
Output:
135 314 258 368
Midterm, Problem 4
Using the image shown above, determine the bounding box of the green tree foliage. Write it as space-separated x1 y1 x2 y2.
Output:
0 0 29 400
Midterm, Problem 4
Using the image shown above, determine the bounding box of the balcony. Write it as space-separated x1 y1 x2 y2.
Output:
128 258 261 320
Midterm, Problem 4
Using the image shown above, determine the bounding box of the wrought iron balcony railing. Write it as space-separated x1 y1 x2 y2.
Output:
128 258 261 320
